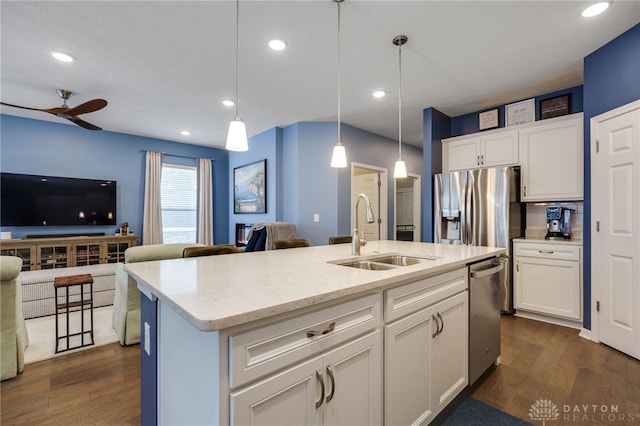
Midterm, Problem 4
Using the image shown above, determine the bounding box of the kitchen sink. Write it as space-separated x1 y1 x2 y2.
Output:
368 255 426 266
338 260 398 270
330 253 438 270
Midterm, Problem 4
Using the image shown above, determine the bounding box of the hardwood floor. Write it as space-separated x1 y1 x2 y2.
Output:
471 315 640 425
1 343 140 425
2 315 639 425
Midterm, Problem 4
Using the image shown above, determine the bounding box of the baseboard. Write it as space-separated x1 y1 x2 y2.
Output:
514 310 583 330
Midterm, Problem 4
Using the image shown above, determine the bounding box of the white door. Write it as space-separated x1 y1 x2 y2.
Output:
592 101 640 359
353 172 380 241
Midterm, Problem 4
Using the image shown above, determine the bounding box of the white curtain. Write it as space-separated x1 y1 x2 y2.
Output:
197 158 214 245
142 151 164 245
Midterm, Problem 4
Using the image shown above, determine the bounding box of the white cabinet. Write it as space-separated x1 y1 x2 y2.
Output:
514 240 582 326
228 294 382 425
443 129 518 171
231 331 382 426
519 113 583 201
384 267 468 425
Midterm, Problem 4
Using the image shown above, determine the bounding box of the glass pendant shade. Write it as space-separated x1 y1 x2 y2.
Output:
226 118 248 151
331 143 347 168
393 160 407 178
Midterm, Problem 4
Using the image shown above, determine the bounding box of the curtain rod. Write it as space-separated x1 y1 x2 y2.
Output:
141 150 216 161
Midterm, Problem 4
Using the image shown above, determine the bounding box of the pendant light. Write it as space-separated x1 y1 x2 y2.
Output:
393 35 408 179
226 0 249 152
330 0 347 168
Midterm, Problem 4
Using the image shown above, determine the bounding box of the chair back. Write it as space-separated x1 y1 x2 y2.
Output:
183 244 239 258
329 235 352 245
274 239 310 250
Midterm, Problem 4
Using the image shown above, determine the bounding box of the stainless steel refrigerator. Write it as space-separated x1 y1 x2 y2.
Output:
433 166 525 313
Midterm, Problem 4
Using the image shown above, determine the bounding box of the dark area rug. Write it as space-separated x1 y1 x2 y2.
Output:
432 396 533 425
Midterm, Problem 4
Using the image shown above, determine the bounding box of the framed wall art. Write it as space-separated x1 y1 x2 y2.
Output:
479 109 499 130
234 159 267 214
505 98 535 127
540 94 571 120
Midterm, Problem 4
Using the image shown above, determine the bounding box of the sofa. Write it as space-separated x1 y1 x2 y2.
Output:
1 256 29 381
112 243 203 345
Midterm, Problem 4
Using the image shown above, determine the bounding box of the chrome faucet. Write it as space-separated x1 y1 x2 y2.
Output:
352 193 375 256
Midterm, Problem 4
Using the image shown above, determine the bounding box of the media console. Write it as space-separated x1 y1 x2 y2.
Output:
0 234 137 272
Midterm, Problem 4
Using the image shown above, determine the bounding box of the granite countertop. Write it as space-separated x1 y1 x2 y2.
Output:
125 240 504 332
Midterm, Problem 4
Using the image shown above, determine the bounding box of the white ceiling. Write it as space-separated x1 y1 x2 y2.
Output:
1 1 639 149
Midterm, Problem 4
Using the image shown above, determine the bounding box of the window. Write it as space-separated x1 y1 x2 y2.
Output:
161 164 197 243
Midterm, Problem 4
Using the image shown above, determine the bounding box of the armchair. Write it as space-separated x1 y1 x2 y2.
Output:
112 243 203 345
1 256 29 381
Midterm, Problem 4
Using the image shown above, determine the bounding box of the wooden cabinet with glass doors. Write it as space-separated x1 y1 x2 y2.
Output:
0 235 137 271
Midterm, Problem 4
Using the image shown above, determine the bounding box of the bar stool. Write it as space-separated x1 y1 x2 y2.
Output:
54 273 94 353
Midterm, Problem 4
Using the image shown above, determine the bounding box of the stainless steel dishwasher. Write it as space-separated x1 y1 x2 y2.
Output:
469 256 506 385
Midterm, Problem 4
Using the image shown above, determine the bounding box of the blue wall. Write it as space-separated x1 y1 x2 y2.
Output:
583 23 640 330
450 85 584 137
0 114 230 243
246 121 423 246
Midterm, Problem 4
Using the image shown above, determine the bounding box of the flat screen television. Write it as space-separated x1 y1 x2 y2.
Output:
1 172 117 226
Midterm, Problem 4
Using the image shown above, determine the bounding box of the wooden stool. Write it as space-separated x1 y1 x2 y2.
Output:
54 273 94 353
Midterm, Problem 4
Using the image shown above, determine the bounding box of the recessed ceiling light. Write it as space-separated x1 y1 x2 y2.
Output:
268 38 287 51
51 51 75 62
180 130 191 136
582 2 610 17
373 90 386 98
222 99 235 107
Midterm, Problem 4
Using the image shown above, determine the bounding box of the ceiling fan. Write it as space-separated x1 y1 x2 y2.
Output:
1 89 107 130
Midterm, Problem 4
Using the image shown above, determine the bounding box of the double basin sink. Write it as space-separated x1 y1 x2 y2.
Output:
331 253 439 271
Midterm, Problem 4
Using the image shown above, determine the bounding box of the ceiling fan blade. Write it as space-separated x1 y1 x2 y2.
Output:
1 101 44 112
65 99 107 116
69 116 102 131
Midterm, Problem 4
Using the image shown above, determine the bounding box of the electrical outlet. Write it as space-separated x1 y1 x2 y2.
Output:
314 213 320 222
144 322 151 356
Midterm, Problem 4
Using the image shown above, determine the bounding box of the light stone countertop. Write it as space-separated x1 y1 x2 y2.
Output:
125 240 505 332
513 237 583 246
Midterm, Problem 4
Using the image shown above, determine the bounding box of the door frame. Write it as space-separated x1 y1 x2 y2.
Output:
590 99 640 345
393 173 422 241
351 162 388 241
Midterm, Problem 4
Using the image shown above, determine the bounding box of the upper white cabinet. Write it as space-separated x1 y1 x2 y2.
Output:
444 130 519 171
519 113 584 201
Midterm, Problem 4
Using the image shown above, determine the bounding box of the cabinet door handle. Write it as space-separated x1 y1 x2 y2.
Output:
476 155 480 165
480 154 484 165
437 312 444 336
306 321 336 338
432 314 439 338
516 260 519 272
315 369 324 409
523 185 527 197
325 365 335 404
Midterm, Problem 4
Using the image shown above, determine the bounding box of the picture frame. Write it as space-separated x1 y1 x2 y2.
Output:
540 94 571 120
234 160 267 214
505 98 535 127
478 109 499 130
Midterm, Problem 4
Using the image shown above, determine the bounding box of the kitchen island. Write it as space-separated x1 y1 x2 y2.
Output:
125 240 505 425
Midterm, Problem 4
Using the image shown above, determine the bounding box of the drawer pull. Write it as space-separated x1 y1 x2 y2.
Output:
326 365 335 403
306 321 336 338
315 370 324 409
538 250 554 254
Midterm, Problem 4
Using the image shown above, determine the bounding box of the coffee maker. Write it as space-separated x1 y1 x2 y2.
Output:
545 206 572 240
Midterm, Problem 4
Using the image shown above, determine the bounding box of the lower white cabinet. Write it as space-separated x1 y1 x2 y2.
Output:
231 330 382 426
385 275 468 425
514 240 582 323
